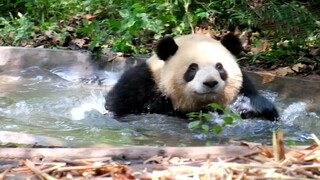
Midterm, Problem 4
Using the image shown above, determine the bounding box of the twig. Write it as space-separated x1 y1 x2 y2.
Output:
24 159 57 180
73 157 112 162
57 159 93 166
295 168 318 179
311 133 320 146
0 165 13 179
273 131 285 161
42 164 66 173
273 131 279 161
298 147 320 161
56 165 101 172
12 165 47 173
277 131 286 160
224 150 260 162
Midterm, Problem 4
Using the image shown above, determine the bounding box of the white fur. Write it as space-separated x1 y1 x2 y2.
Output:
187 66 225 95
147 34 243 112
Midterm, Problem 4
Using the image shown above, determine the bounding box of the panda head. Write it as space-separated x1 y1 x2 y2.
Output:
148 34 243 112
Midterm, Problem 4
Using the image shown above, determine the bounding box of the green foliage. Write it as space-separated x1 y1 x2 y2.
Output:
99 1 196 53
287 139 298 146
0 12 35 45
255 1 317 41
187 111 211 133
76 19 108 51
187 103 242 134
0 0 319 59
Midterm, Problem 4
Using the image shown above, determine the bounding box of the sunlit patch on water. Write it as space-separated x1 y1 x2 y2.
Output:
0 64 319 147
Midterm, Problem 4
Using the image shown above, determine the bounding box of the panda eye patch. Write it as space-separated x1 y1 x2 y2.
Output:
188 63 198 71
216 63 223 70
216 62 228 81
184 63 199 82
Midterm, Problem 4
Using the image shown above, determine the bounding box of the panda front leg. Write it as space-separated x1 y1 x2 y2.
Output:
236 71 279 121
105 62 157 117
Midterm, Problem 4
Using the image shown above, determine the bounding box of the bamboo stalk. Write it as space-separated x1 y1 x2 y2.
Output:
311 133 320 146
0 165 13 179
277 131 285 160
56 165 102 172
73 157 112 162
24 159 57 180
273 131 279 161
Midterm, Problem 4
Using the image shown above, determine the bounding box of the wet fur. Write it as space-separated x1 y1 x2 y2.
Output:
106 34 279 120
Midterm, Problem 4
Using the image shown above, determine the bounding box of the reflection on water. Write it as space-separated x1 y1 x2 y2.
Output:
0 65 319 147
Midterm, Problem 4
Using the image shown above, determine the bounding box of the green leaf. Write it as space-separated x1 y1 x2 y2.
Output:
230 113 242 119
137 13 149 23
88 40 99 50
106 17 121 29
205 141 213 146
160 15 176 23
197 12 209 19
253 39 262 46
224 107 231 113
251 52 265 62
123 18 136 29
187 112 200 118
195 8 209 19
132 3 143 11
213 125 222 134
82 18 89 27
223 117 233 125
201 124 209 133
188 120 202 130
119 9 131 18
202 113 211 119
209 103 224 111
287 139 298 146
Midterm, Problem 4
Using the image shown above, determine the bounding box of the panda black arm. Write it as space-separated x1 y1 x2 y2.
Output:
240 72 279 121
105 62 156 116
220 33 279 120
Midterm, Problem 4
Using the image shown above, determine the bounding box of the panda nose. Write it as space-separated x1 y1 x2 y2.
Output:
203 80 218 88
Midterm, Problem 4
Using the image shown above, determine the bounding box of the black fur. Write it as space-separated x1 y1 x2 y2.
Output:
221 33 243 56
106 35 279 121
106 63 156 116
239 72 279 121
156 36 179 60
105 62 185 118
183 63 199 82
216 63 228 81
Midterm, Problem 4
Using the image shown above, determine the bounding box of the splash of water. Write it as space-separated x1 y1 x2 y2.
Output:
281 102 307 125
70 91 107 120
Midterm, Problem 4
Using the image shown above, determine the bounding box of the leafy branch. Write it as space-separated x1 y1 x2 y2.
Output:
187 103 242 134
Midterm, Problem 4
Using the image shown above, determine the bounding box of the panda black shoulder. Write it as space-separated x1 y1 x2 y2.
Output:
221 33 243 57
105 62 157 116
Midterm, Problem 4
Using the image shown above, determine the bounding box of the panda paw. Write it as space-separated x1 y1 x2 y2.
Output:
232 94 279 121
246 95 279 121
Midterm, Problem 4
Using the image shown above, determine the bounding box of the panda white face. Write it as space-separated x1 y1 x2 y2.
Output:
148 34 243 112
184 62 227 95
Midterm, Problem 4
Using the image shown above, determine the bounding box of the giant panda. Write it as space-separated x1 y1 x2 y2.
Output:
105 33 279 121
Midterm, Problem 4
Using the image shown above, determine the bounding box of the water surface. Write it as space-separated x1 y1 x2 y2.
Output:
0 53 319 147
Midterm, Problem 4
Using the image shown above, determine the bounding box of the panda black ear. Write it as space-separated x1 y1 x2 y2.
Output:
156 36 179 61
221 33 243 57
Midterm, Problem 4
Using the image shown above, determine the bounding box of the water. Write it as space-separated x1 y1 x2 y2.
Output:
0 65 319 147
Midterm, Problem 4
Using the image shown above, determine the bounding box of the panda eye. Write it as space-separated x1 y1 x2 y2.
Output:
216 63 223 70
188 63 198 71
184 63 199 82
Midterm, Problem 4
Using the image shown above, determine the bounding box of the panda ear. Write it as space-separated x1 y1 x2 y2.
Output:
221 33 243 57
156 36 179 61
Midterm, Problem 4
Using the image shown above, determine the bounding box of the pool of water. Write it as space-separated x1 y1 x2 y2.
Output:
0 48 319 147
